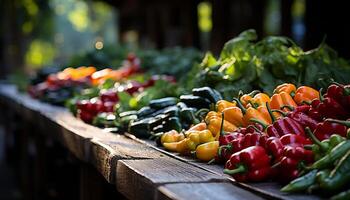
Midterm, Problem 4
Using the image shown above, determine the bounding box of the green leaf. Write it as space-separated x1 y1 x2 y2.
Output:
200 52 217 68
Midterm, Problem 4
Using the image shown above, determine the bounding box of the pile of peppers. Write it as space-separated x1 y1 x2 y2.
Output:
160 82 350 191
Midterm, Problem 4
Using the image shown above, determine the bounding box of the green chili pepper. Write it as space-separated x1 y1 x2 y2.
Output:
331 189 350 200
281 170 318 193
329 135 346 151
312 140 350 169
319 150 350 192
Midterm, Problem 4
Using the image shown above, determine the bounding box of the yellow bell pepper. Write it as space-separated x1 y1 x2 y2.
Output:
187 130 215 151
163 138 190 155
206 116 237 137
160 130 185 144
222 107 244 127
193 141 219 162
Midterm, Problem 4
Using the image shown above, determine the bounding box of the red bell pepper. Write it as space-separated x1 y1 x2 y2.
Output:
223 146 271 182
312 120 348 141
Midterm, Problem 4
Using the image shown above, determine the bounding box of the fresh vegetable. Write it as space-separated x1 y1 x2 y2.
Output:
281 170 318 193
193 141 219 162
270 92 297 111
293 86 320 105
234 98 272 126
223 146 271 182
311 140 350 170
318 150 350 191
273 83 297 96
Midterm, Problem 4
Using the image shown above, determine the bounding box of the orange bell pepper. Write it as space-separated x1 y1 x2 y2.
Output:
248 93 270 108
270 91 297 111
273 83 297 96
222 107 244 127
293 86 319 105
234 98 272 126
239 90 260 108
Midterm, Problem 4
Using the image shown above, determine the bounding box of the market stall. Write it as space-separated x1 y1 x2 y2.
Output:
1 30 350 200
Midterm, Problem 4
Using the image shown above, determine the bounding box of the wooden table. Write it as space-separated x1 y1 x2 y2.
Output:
0 84 322 200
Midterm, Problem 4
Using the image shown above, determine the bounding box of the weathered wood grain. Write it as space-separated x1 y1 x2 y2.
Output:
89 133 164 183
116 158 228 200
156 182 265 200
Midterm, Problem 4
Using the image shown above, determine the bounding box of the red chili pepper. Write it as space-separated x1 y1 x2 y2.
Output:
223 146 271 182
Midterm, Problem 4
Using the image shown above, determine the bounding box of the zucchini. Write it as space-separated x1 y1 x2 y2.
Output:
180 107 200 124
162 117 182 132
119 110 138 118
149 97 178 109
137 106 156 118
192 87 222 103
128 118 153 138
176 102 188 110
179 95 211 109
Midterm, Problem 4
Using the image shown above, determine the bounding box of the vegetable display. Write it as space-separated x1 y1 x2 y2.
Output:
25 29 350 199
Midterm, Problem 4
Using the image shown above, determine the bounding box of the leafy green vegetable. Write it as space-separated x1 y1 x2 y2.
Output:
195 29 350 99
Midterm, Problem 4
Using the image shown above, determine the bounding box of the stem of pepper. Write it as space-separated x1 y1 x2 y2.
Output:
271 109 287 117
220 112 225 136
319 88 324 102
266 102 276 122
190 110 200 124
195 108 210 120
305 127 328 152
250 118 268 130
325 119 350 127
207 158 216 165
223 165 246 175
232 98 246 115
280 105 295 111
246 125 262 132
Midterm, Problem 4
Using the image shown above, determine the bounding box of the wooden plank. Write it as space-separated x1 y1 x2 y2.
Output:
156 182 265 200
136 138 322 200
116 158 228 200
89 133 164 183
